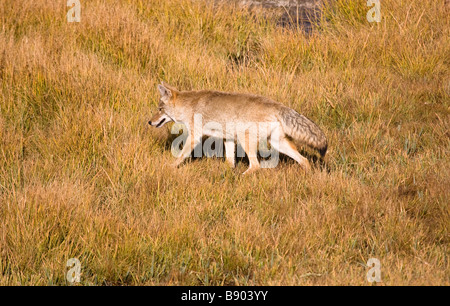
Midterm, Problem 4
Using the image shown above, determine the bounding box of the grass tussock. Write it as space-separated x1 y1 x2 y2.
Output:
0 0 449 285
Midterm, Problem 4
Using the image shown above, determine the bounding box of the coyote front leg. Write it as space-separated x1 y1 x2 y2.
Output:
237 130 260 175
224 139 236 168
173 134 201 168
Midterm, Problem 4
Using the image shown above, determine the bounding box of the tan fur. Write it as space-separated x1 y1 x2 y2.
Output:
149 82 327 174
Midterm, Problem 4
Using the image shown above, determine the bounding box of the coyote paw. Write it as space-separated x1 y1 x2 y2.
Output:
226 160 236 168
171 161 182 169
301 162 312 173
242 166 260 175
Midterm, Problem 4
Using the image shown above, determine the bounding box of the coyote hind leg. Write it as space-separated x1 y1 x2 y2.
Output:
270 136 311 172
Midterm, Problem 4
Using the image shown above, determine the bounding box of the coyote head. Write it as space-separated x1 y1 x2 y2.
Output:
148 83 178 128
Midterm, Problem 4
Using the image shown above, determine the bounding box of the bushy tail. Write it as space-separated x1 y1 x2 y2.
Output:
279 107 328 158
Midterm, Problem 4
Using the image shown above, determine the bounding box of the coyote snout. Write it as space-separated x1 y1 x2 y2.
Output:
148 91 174 128
148 110 172 128
149 82 328 174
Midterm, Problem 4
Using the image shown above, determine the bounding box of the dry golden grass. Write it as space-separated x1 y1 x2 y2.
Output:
0 0 448 285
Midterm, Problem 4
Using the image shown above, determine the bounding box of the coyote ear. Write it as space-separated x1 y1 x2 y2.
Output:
158 84 172 103
162 82 178 92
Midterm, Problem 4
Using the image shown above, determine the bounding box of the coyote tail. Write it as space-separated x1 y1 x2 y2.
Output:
279 107 328 158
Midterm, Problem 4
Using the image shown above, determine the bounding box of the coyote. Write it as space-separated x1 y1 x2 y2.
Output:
149 83 327 174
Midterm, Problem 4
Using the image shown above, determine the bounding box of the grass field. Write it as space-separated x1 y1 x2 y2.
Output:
0 0 449 285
